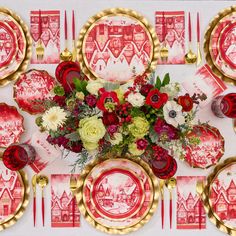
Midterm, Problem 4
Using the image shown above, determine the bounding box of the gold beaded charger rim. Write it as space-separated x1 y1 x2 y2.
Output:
204 5 236 86
0 157 30 231
0 7 32 87
201 157 236 236
76 155 159 234
77 7 160 84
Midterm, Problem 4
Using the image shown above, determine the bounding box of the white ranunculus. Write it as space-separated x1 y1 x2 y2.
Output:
127 93 145 107
86 80 104 95
160 82 181 99
163 101 185 128
109 133 123 145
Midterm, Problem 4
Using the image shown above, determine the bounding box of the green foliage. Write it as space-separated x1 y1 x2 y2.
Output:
73 78 88 95
65 132 80 142
162 73 170 86
155 76 162 89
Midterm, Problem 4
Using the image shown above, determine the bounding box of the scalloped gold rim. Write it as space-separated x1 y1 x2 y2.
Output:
0 7 32 87
0 158 30 231
204 6 236 86
77 8 159 84
200 157 236 236
76 155 159 234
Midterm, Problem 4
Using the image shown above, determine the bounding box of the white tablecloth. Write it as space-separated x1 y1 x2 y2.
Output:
0 0 236 236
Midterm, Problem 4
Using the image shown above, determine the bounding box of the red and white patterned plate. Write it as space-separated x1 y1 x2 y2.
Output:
209 13 236 80
0 11 27 80
184 124 225 169
0 103 24 148
209 161 236 229
0 21 18 69
14 69 56 114
83 158 155 229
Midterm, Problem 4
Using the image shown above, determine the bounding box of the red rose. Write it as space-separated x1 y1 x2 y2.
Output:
65 141 83 153
140 84 154 96
97 90 119 112
177 94 193 112
85 94 97 107
136 139 148 150
146 89 168 109
102 112 119 126
53 95 66 106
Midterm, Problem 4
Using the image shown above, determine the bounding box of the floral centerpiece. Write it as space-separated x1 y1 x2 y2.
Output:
36 70 206 174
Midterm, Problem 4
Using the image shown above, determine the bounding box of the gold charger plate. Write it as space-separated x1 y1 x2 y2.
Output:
204 6 236 86
0 160 30 231
76 155 159 234
200 157 236 236
77 8 159 84
0 7 32 87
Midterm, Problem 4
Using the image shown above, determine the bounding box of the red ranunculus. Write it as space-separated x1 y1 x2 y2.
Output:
136 139 148 150
177 94 194 112
102 111 119 126
145 89 168 109
85 94 97 107
53 95 66 106
97 90 119 112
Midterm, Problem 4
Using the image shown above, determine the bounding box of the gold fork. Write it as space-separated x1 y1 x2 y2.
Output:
70 175 77 227
36 10 44 61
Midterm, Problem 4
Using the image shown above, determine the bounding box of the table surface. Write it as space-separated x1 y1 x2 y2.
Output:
1 0 236 236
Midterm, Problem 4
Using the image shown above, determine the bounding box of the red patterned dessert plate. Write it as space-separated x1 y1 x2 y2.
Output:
0 21 18 70
184 124 225 169
0 103 24 148
77 157 159 234
14 69 56 114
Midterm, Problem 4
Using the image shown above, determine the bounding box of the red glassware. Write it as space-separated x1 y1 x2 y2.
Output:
211 93 236 118
2 144 36 171
151 155 177 179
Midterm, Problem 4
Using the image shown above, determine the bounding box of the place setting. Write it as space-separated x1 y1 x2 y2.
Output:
0 2 236 236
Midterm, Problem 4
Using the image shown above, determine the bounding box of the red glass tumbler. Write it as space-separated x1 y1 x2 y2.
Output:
2 144 36 171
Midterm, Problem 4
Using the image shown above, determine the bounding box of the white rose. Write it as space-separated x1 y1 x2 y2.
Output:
109 133 123 145
86 80 104 95
127 93 145 107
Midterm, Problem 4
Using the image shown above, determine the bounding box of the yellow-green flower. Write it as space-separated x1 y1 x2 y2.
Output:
78 116 106 149
83 141 99 151
128 143 145 156
128 117 149 138
75 91 85 101
114 88 125 104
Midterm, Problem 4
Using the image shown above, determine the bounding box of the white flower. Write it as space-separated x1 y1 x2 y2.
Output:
160 83 180 99
86 80 104 95
109 133 123 145
42 107 67 131
163 101 185 128
127 93 145 107
120 81 134 93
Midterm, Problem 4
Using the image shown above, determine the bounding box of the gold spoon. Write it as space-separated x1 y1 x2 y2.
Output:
60 10 72 61
196 180 204 229
185 12 197 64
32 175 37 227
233 119 236 134
36 175 49 226
165 177 177 229
159 179 165 229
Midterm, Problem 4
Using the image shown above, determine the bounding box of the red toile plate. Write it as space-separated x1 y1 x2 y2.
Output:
0 160 29 231
0 21 18 69
0 103 24 148
78 8 159 84
14 69 56 114
205 7 236 84
77 156 159 234
184 124 225 169
0 8 31 87
219 22 236 70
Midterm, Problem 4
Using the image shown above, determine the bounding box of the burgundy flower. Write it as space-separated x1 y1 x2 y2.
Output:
47 135 69 147
136 139 148 150
146 89 168 109
154 118 179 140
107 125 119 135
102 111 119 126
65 142 83 153
85 94 97 107
53 95 66 106
140 84 154 96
